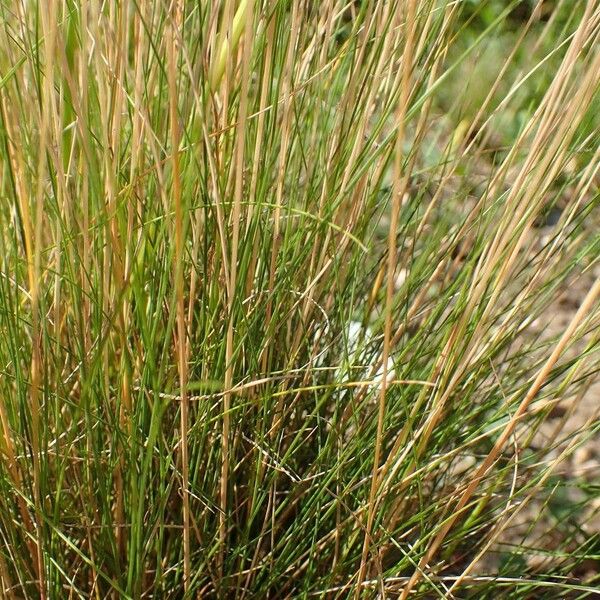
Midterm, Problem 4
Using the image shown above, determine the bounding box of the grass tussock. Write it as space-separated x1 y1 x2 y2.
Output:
0 0 599 598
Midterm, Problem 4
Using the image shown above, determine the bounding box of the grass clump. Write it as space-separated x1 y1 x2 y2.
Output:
0 0 599 598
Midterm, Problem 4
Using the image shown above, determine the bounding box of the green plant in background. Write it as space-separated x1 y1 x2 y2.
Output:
0 0 598 598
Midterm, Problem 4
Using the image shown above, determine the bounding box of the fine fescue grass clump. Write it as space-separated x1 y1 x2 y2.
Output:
0 0 599 597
